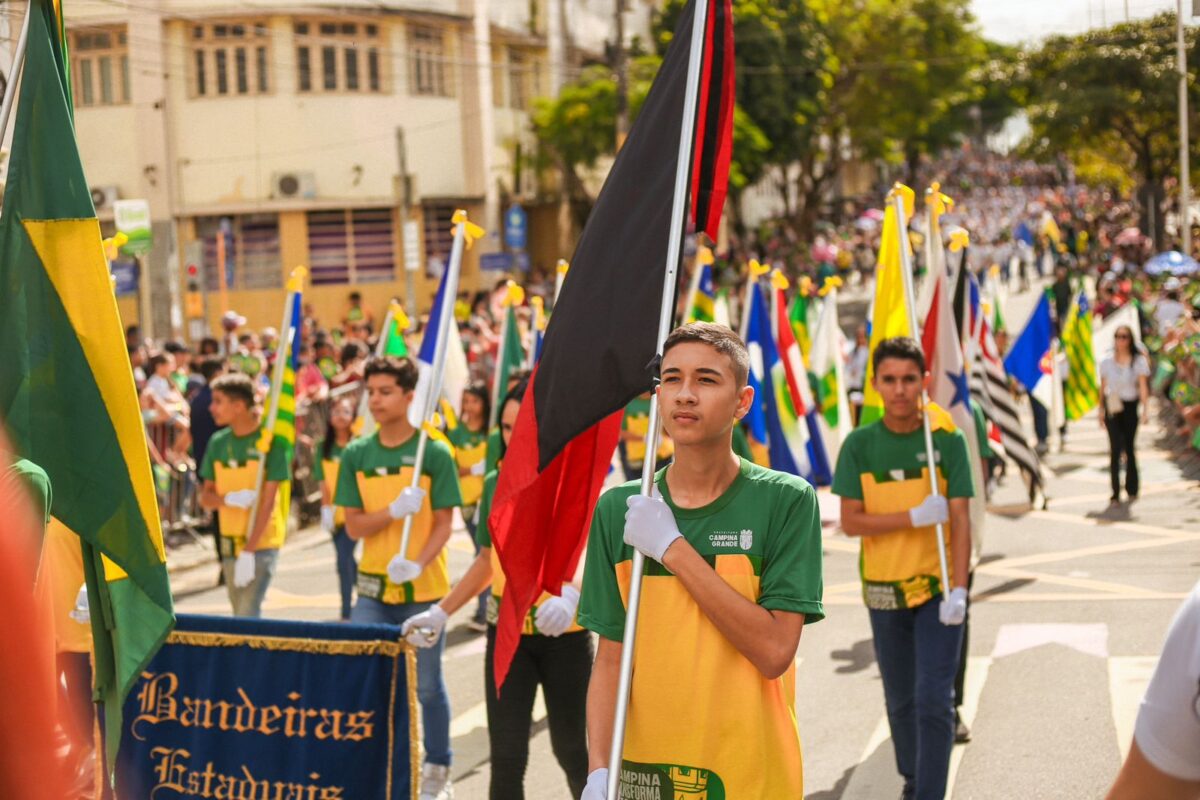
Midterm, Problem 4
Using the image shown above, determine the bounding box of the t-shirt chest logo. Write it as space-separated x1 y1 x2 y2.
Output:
708 529 753 550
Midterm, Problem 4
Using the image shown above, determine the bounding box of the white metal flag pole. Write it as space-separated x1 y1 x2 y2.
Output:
246 267 306 540
606 1 710 797
554 259 569 304
0 2 32 163
357 303 396 438
397 211 471 561
895 187 953 605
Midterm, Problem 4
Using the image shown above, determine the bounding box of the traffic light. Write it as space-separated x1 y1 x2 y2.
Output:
185 262 203 318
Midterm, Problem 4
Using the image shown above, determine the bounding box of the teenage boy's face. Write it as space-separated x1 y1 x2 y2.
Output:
872 357 928 420
366 374 413 426
657 341 752 447
209 390 249 427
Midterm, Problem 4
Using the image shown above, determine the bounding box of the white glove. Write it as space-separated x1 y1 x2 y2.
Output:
387 556 422 585
320 505 336 531
224 489 257 510
581 768 609 800
623 490 682 562
909 494 949 528
233 550 257 588
470 460 487 477
939 586 968 626
69 584 90 624
401 605 448 648
388 486 426 519
535 586 580 637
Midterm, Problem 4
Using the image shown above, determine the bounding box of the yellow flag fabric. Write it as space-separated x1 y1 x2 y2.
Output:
860 187 915 425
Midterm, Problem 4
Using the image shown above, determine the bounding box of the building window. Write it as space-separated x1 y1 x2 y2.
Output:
70 26 130 107
422 204 457 277
307 208 396 285
197 215 282 290
408 25 452 97
508 48 532 111
190 21 271 98
295 20 385 95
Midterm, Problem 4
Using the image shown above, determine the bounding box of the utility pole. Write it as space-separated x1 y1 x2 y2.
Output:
1179 0 1192 255
613 0 628 150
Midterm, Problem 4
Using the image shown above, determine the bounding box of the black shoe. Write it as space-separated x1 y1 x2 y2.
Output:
955 713 972 744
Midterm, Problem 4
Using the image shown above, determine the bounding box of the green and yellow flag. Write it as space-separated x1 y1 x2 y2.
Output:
1062 291 1099 420
859 184 915 425
0 0 173 765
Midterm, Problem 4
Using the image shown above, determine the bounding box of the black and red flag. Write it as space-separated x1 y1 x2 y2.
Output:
488 0 735 688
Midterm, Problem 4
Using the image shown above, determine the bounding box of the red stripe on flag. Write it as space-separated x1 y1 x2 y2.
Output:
774 287 808 415
689 0 734 238
922 281 940 366
489 367 622 689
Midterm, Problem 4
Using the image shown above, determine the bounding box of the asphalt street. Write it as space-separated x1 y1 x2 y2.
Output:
172 282 1200 798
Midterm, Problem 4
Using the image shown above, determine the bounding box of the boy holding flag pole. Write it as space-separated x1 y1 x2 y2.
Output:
334 212 476 800
832 186 973 800
199 268 304 616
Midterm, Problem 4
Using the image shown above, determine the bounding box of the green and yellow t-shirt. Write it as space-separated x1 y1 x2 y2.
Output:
475 470 584 635
312 440 347 527
199 427 292 556
447 424 488 509
578 458 824 799
832 420 973 610
334 431 462 604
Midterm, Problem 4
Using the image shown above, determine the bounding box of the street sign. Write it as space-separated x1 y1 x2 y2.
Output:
403 219 421 272
113 199 153 256
110 259 139 295
480 252 514 272
504 204 527 251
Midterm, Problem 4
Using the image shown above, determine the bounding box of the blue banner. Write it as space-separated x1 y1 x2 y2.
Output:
116 614 417 799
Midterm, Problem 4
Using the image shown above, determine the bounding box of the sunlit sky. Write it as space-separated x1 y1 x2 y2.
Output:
972 0 1181 44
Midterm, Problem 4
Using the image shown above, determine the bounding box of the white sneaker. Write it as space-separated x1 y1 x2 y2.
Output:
419 763 453 800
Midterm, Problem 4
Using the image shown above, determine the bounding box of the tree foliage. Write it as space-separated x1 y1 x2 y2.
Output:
1019 13 1200 242
533 0 1008 246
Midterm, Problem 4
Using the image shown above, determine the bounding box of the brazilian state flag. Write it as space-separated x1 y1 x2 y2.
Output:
0 0 174 767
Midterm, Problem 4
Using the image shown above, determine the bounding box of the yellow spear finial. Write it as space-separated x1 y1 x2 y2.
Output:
504 280 525 307
389 300 410 331
451 209 486 249
818 275 844 297
748 259 771 279
889 183 916 220
770 269 790 291
286 266 308 292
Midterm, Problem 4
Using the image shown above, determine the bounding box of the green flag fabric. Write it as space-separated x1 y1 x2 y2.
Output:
495 304 525 403
384 317 408 356
0 0 174 767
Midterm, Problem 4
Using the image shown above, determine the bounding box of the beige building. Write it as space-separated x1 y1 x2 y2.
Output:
40 0 653 340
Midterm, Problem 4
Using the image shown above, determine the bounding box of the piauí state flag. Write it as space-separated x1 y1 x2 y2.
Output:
861 185 915 425
409 266 469 426
810 291 852 460
0 0 173 766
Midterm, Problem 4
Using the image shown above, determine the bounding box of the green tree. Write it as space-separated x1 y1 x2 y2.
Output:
1020 13 1200 245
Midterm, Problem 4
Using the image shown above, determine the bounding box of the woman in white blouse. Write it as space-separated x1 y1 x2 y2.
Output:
1098 325 1150 506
